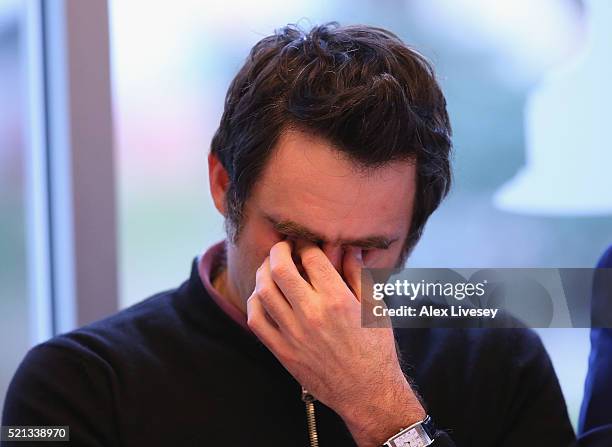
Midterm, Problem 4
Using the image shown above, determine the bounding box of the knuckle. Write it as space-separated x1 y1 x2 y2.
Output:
300 251 321 270
246 315 255 328
270 263 290 281
289 326 306 345
304 310 323 329
317 262 336 276
246 292 257 306
328 299 347 314
291 335 304 348
290 284 307 301
278 348 298 366
316 263 335 280
256 285 272 302
246 311 259 330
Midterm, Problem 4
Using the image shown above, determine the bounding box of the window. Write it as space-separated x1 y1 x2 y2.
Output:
0 0 33 411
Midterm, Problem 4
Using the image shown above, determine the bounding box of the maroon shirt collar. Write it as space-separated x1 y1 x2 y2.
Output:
197 240 251 332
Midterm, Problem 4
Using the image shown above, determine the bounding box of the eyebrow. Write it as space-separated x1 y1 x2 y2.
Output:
264 214 398 250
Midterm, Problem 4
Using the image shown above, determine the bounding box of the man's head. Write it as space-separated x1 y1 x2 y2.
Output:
209 23 452 303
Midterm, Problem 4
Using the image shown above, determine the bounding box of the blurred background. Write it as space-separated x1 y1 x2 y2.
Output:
1 0 611 428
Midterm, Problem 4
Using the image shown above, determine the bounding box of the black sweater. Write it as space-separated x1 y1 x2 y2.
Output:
2 257 575 446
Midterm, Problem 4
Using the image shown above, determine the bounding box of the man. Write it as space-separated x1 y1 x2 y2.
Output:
577 245 612 446
3 23 574 446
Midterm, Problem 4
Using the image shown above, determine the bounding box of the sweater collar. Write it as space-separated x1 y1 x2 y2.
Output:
196 240 251 333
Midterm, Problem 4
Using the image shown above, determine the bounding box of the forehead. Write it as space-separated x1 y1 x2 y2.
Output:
250 129 417 240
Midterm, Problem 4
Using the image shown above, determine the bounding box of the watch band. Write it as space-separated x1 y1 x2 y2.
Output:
421 415 436 439
382 415 435 447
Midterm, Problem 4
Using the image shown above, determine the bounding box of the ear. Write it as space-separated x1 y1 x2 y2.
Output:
208 152 229 216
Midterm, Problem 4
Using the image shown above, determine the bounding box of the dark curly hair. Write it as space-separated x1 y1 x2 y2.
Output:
210 22 452 262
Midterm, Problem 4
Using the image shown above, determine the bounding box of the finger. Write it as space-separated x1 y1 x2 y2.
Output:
255 256 298 332
268 240 312 307
246 292 290 352
294 240 345 294
358 266 391 328
342 247 363 301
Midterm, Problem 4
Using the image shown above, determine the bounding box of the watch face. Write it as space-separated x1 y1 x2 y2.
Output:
390 425 430 447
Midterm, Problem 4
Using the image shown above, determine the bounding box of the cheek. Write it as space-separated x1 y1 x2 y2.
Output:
248 213 283 247
238 213 281 256
238 218 285 275
233 217 282 297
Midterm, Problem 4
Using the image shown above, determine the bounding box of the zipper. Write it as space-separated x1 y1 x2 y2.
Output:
301 386 319 447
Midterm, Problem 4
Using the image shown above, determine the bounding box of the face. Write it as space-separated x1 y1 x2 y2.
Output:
209 129 417 305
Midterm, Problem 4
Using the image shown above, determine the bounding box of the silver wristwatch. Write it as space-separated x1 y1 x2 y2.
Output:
382 415 435 447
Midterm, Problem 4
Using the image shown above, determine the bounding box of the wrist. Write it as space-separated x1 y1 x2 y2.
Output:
381 415 436 447
339 376 426 446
